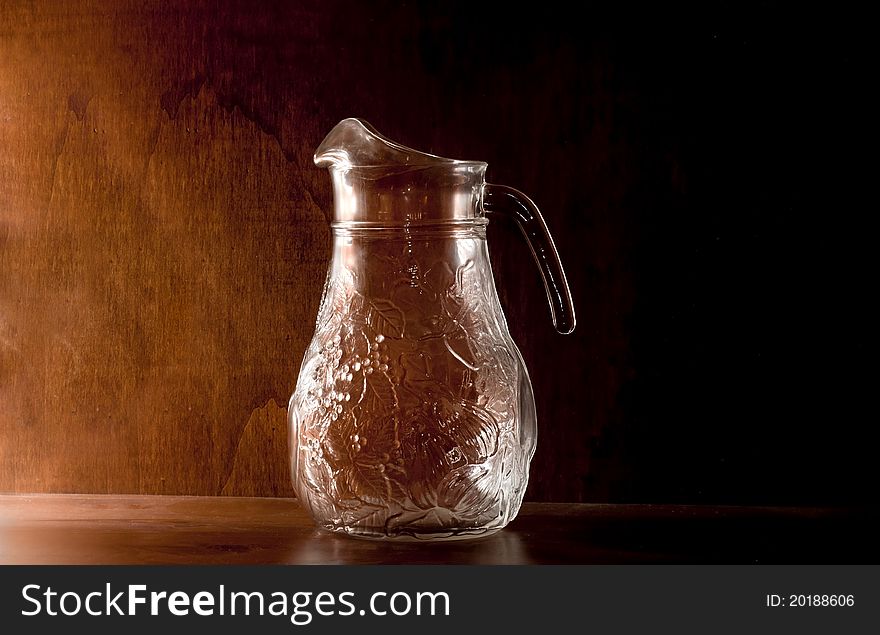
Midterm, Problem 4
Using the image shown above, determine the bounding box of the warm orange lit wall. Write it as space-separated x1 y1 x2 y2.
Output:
1 1 620 500
4 1 869 506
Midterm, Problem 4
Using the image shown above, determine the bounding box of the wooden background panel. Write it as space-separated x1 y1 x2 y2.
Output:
0 1 870 504
0 0 329 497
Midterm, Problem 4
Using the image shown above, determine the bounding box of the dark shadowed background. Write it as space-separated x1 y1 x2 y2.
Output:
0 1 870 504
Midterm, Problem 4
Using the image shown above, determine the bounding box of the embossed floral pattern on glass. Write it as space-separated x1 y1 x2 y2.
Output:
289 119 574 540
291 227 533 538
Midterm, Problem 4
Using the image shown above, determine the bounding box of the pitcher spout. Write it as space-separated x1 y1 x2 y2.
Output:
314 118 487 224
314 118 485 172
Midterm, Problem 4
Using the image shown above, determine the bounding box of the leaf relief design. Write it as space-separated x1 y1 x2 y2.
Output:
367 298 406 339
291 243 531 537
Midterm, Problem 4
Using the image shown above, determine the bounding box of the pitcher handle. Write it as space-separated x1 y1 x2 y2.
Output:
483 184 576 334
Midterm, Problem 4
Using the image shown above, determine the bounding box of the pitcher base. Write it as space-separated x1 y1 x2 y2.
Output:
318 524 505 542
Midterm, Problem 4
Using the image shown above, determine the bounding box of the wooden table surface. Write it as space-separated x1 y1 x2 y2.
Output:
0 495 876 564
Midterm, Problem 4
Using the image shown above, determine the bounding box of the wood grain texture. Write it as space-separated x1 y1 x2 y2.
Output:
1 2 870 504
0 1 332 497
1 494 876 564
1 0 618 500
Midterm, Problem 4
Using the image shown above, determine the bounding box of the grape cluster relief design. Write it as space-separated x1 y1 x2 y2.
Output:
290 247 530 538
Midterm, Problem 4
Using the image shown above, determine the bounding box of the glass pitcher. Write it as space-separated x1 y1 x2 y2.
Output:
289 119 575 540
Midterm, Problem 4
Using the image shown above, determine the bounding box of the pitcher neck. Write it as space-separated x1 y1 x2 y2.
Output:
327 166 487 224
325 221 494 301
330 218 488 238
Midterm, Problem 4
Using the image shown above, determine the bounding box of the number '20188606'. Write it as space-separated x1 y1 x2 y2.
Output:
766 594 854 607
